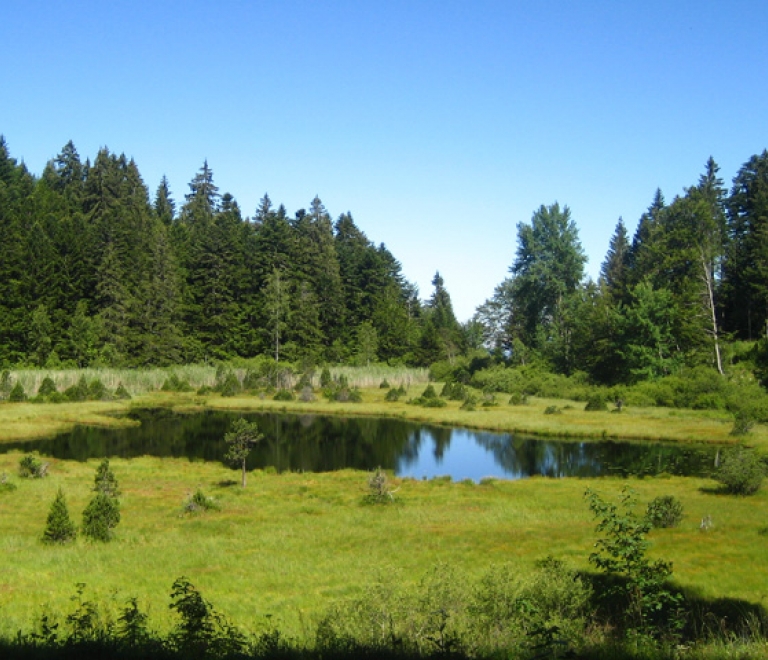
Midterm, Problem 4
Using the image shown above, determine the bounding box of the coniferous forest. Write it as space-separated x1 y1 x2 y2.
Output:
3 136 768 390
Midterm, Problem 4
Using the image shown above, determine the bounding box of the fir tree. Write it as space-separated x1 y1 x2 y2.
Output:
42 488 77 544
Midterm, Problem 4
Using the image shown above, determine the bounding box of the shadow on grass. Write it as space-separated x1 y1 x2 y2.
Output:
216 479 239 488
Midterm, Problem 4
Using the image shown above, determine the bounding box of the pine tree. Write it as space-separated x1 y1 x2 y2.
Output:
82 492 121 542
42 488 77 544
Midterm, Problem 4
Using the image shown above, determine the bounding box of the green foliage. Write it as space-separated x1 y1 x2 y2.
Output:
645 495 684 528
161 373 194 392
508 392 528 405
42 488 77 544
216 371 241 397
87 378 110 400
715 447 766 495
585 487 683 638
8 381 26 402
81 492 121 542
37 376 58 396
224 418 263 487
183 488 220 514
379 378 390 389
93 458 120 496
168 576 247 658
460 395 478 411
385 386 406 401
320 367 332 388
114 382 131 399
0 370 12 399
441 381 467 400
273 388 295 401
584 394 608 411
544 405 561 415
19 453 47 478
63 375 89 401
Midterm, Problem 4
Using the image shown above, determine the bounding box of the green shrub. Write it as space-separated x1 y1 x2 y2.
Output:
461 395 477 411
508 392 528 405
584 394 608 411
64 375 89 402
9 381 26 402
273 389 295 401
161 374 194 392
19 454 47 478
320 367 332 388
481 393 498 407
0 370 11 399
298 386 315 402
87 378 111 401
385 388 402 401
441 381 467 400
645 495 684 528
217 372 242 397
42 488 77 544
37 377 58 396
543 405 561 415
114 382 131 400
715 447 766 495
183 488 220 514
380 379 390 389
421 384 438 399
82 492 121 542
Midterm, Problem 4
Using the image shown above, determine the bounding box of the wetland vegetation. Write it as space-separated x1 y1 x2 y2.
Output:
2 139 768 656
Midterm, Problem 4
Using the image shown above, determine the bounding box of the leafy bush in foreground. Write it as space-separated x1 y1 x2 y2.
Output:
19 453 47 478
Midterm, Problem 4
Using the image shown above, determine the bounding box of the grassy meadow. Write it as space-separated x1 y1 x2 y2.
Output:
1 451 767 643
1 365 767 656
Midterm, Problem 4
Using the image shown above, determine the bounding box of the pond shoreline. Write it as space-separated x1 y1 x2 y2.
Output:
0 388 761 450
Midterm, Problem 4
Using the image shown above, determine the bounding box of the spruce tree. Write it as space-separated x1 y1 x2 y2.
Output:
82 458 121 541
43 488 77 544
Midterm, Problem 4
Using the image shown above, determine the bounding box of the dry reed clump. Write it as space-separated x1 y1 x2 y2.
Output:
7 364 429 397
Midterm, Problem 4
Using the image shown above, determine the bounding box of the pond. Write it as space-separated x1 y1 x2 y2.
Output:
0 409 720 481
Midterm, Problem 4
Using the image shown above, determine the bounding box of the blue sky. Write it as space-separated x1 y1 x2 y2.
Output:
3 1 767 321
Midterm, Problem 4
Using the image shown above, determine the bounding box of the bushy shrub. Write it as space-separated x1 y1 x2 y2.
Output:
42 488 77 544
584 394 608 411
19 454 47 478
82 492 121 542
320 367 332 388
183 488 219 514
645 495 684 528
379 379 390 389
161 374 194 392
64 375 89 402
461 395 477 411
273 389 295 401
87 378 111 401
37 377 58 396
217 372 242 397
508 392 528 405
715 447 766 495
544 405 561 415
385 386 406 401
441 381 467 400
421 384 438 400
9 381 26 402
114 382 131 400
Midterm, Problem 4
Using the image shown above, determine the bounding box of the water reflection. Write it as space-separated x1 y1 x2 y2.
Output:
0 409 719 481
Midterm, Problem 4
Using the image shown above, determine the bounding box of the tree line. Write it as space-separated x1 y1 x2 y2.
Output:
0 138 464 369
473 152 768 385
3 136 768 386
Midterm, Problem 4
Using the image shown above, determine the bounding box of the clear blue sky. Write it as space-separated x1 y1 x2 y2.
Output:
3 1 767 321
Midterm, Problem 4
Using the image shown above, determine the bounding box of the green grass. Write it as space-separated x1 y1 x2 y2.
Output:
0 452 766 642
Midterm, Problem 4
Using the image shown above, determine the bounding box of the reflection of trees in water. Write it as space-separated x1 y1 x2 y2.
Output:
2 410 717 479
474 433 717 478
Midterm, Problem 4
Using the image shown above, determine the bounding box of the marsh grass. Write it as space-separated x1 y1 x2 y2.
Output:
0 451 766 644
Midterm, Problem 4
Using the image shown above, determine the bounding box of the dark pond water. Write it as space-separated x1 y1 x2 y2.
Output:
0 409 720 481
